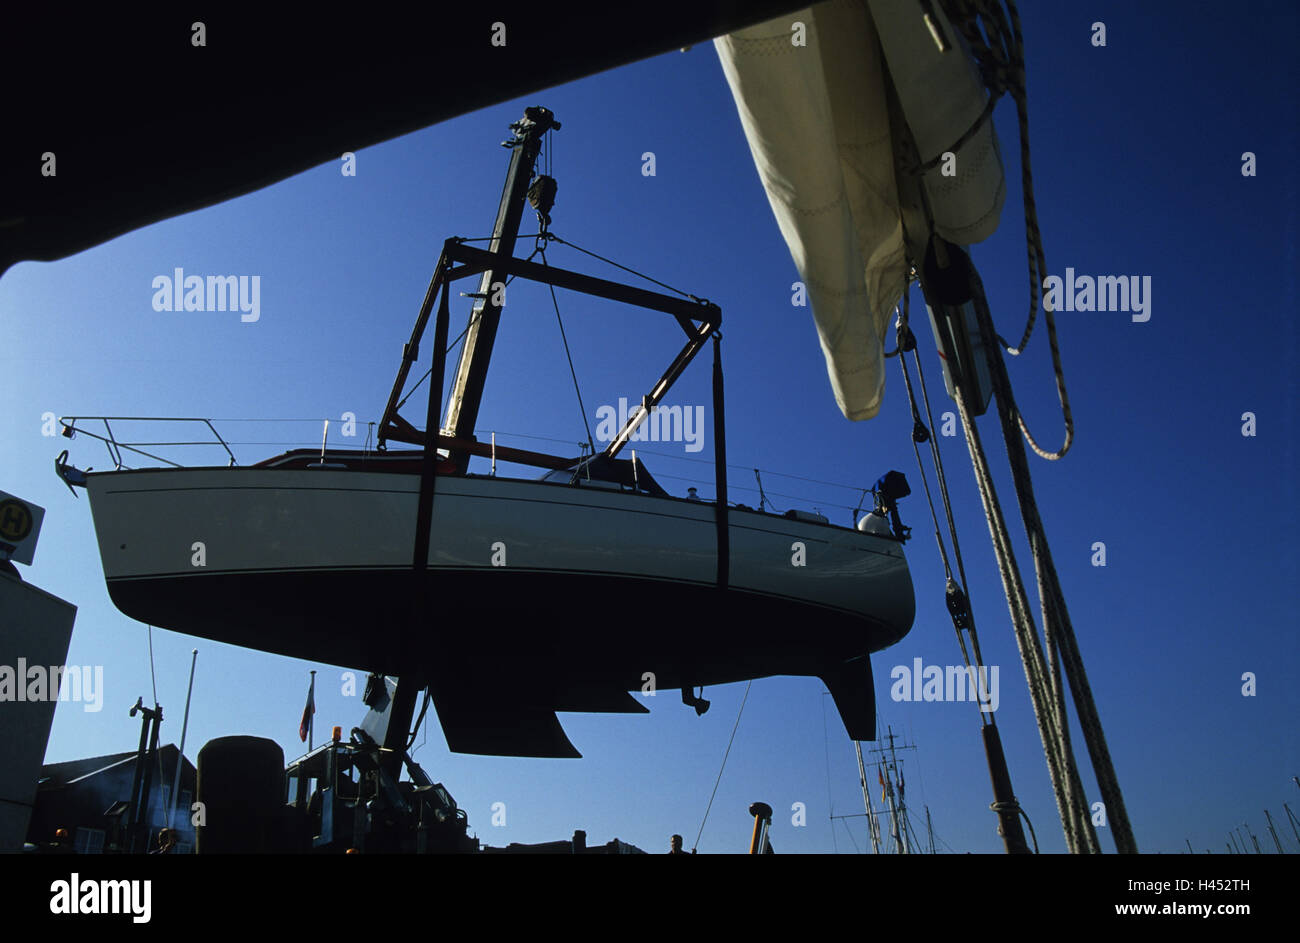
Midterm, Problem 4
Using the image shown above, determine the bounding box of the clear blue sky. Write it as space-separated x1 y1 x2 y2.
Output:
3 1 1296 853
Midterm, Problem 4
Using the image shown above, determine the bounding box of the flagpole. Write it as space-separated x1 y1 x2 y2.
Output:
308 670 316 750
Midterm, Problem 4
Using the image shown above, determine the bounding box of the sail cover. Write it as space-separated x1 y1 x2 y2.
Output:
715 0 1005 420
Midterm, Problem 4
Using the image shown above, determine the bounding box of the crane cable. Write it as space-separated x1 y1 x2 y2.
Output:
538 242 595 455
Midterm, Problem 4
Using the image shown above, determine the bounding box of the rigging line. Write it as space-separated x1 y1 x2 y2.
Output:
953 381 1092 853
693 679 752 853
147 624 159 705
901 288 990 675
539 246 595 453
636 472 847 512
911 336 973 598
840 818 861 854
1019 804 1040 854
967 267 1128 852
156 728 168 826
478 448 872 513
394 366 434 412
893 301 983 689
905 717 926 803
209 417 364 423
895 317 952 581
823 692 837 853
545 233 704 302
902 806 923 852
473 430 917 520
938 0 1037 353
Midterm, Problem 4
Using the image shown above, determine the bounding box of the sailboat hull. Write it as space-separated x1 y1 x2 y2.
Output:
85 466 914 688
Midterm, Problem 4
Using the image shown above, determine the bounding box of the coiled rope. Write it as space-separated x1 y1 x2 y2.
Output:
933 0 1074 461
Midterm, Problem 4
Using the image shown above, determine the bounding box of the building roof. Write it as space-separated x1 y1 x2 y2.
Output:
39 744 193 790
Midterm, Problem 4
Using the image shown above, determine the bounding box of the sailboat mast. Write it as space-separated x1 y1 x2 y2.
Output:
881 759 902 854
873 727 905 854
442 107 558 472
854 740 881 854
1284 803 1300 849
886 729 910 854
1263 810 1284 854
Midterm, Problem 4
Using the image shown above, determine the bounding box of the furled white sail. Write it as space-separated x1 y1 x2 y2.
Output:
715 0 1005 421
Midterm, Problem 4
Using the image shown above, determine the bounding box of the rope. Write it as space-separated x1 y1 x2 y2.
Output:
893 284 991 722
892 2 1125 849
539 245 595 453
822 694 837 853
952 379 1089 852
895 307 952 582
544 233 706 304
693 679 752 852
909 338 994 674
989 800 1039 853
905 283 972 597
1019 804 1040 853
965 266 1137 852
840 818 861 854
933 0 1074 460
920 250 1134 852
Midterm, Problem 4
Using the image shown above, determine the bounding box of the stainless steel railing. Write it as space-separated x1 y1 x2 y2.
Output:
58 416 238 470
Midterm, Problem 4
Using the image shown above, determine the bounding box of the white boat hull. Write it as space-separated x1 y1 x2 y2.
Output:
88 468 911 620
82 466 914 749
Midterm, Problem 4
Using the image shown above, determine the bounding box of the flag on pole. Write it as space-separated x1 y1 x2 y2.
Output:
299 674 315 743
898 773 905 801
878 767 886 803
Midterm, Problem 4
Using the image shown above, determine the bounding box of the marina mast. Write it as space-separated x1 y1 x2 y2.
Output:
869 726 915 854
854 740 883 854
